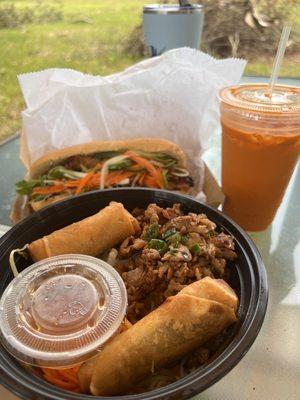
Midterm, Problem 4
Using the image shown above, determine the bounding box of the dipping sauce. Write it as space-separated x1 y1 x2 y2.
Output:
219 84 300 231
0 255 127 368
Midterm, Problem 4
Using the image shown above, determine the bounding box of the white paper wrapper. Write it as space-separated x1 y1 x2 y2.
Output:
18 48 246 199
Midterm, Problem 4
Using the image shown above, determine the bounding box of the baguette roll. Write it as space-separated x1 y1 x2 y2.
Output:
13 138 193 222
29 138 187 179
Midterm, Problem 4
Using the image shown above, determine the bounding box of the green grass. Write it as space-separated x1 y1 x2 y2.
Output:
0 0 299 142
0 0 144 141
245 55 300 77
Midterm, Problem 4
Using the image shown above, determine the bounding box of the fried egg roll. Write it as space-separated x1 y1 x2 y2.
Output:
85 277 238 396
28 202 140 261
78 318 133 393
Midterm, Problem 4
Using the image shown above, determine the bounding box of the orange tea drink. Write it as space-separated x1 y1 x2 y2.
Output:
219 84 300 231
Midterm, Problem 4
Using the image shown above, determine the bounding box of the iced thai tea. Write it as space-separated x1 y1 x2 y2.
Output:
219 84 300 231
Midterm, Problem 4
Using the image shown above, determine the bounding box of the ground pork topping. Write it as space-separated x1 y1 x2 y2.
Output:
115 203 237 323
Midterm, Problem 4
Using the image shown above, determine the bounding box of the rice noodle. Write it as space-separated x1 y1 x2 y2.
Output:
106 248 118 266
9 244 28 277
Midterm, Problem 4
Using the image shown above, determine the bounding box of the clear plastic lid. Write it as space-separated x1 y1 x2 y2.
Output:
0 254 127 368
219 84 300 114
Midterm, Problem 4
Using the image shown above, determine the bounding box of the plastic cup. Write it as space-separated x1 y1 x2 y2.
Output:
219 84 300 231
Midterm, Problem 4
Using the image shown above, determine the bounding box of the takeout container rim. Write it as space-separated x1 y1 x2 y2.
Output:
143 4 204 14
0 188 268 400
9 187 220 242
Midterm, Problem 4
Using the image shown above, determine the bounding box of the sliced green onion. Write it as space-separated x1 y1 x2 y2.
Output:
165 232 181 247
169 248 179 255
162 228 177 240
191 244 201 255
143 223 160 241
181 235 189 244
148 239 168 255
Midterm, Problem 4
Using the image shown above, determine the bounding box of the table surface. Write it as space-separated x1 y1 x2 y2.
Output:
0 76 299 400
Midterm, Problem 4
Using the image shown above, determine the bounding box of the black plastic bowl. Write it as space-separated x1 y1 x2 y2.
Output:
0 188 268 400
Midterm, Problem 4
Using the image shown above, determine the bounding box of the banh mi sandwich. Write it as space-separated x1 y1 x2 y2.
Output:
15 138 194 212
78 277 238 396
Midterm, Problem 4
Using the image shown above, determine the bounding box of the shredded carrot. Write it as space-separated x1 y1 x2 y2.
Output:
86 175 100 188
138 172 146 186
129 164 143 172
33 153 167 197
41 170 134 193
32 185 66 195
125 151 164 189
105 171 134 186
75 171 95 195
125 151 157 176
41 367 81 392
40 321 133 393
137 170 163 189
143 175 160 188
103 171 120 185
60 180 79 188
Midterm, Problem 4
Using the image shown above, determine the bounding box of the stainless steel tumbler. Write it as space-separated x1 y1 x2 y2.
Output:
143 4 204 56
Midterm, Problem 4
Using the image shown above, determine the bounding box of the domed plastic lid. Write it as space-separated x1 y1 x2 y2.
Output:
219 84 300 114
0 254 127 368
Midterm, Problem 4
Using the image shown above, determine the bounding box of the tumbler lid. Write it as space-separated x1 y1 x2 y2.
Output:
143 4 203 14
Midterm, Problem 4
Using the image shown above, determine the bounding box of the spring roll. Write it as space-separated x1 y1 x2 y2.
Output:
78 318 133 394
180 278 238 312
28 202 140 261
84 277 238 396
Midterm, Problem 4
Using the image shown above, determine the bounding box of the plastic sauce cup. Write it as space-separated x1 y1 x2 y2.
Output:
219 84 300 231
0 254 127 368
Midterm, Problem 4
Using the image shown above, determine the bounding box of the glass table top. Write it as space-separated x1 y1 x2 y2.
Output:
0 76 299 399
198 153 300 400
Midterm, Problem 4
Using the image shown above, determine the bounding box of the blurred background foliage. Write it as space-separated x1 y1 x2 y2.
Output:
0 0 299 141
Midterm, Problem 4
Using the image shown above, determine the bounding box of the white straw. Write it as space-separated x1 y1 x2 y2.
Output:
268 25 291 96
